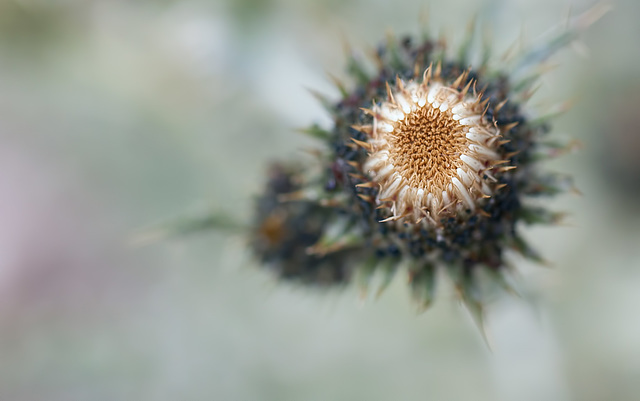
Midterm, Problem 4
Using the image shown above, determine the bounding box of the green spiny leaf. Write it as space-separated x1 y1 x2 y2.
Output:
410 263 436 312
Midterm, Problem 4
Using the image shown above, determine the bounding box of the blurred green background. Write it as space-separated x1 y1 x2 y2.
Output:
1 0 639 400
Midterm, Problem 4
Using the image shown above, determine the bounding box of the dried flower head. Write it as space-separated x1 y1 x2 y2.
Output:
244 6 608 324
151 6 608 327
360 66 504 223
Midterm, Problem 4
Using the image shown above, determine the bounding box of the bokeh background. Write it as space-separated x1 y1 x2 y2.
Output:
1 0 639 400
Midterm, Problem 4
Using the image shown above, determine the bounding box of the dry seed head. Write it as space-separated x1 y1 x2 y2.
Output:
360 68 504 223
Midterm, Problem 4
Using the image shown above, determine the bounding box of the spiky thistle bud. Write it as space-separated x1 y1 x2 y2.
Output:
145 6 607 327
246 5 609 321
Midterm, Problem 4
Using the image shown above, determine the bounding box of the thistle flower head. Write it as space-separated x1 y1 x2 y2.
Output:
361 66 503 223
239 5 608 321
